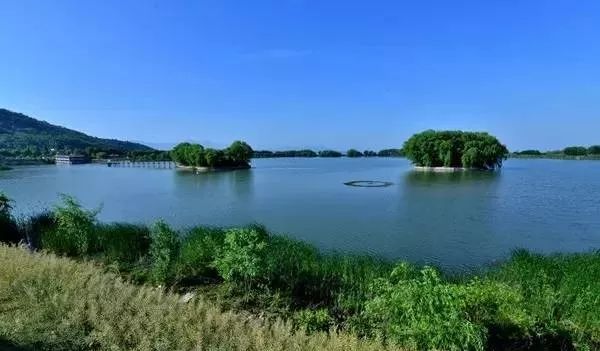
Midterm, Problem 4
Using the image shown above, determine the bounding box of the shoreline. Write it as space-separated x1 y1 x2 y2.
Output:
413 166 476 172
176 163 251 173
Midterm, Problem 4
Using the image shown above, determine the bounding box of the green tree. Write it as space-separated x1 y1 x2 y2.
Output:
588 145 600 155
403 130 508 169
318 150 342 158
226 141 253 164
346 149 363 158
204 148 224 167
563 146 588 156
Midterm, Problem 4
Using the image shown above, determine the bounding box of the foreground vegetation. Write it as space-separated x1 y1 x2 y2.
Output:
404 130 508 169
1 194 598 350
0 245 396 351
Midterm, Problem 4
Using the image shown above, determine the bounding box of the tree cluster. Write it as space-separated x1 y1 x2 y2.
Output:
171 141 253 168
253 150 318 158
377 149 404 157
563 146 592 156
403 130 508 169
318 150 343 158
346 149 363 158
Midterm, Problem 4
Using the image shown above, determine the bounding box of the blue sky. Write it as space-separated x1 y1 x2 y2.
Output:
1 0 599 151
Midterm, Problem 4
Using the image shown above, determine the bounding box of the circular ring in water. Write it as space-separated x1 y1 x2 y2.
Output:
344 180 393 188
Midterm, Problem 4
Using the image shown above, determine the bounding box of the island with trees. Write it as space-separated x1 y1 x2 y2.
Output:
403 130 508 171
170 141 253 171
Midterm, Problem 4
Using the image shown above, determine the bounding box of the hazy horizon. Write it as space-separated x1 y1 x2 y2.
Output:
2 1 600 151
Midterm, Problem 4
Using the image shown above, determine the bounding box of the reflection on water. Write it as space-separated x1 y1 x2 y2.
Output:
404 169 501 185
1 158 599 270
398 170 502 269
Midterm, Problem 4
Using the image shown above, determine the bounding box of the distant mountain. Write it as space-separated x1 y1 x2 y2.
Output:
0 108 154 156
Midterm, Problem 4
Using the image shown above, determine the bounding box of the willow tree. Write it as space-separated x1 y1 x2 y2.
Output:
171 140 253 168
403 130 508 169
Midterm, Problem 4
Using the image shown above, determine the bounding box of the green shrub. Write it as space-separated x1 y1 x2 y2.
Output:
176 226 225 281
295 309 333 334
149 220 180 284
41 195 99 256
0 192 21 245
491 250 600 349
18 211 55 250
364 264 486 351
215 225 269 286
264 236 321 300
96 223 151 265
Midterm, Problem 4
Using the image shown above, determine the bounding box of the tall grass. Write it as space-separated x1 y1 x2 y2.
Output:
0 245 399 351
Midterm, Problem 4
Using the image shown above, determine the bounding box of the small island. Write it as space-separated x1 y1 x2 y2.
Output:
171 141 253 172
403 130 508 171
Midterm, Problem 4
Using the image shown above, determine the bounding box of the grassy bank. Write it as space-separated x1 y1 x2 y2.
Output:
0 245 395 351
1 194 599 350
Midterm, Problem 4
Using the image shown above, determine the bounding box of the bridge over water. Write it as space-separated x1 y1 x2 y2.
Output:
106 160 175 169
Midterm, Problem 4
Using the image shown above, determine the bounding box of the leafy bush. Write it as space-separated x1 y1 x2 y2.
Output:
96 223 151 265
215 225 269 286
294 309 333 333
41 195 99 256
0 192 21 245
18 211 55 250
149 220 180 284
363 264 486 350
176 226 225 281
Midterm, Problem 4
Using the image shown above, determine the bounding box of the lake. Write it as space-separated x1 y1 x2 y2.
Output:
1 158 599 270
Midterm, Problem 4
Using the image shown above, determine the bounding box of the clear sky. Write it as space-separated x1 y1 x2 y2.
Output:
1 0 599 151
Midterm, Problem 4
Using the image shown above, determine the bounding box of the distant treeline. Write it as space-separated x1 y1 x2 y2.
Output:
253 148 404 158
512 145 600 159
0 108 153 159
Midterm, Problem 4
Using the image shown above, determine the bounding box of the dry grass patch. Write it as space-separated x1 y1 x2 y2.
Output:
0 245 399 351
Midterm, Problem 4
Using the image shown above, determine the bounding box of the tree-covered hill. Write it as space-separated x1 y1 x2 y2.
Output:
0 108 153 157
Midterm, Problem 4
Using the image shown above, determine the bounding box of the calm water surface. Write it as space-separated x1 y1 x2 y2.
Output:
1 158 599 270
